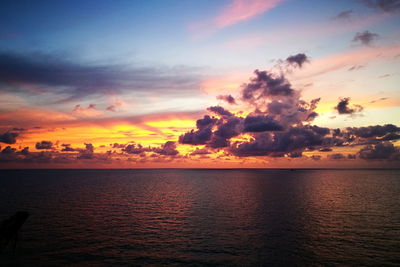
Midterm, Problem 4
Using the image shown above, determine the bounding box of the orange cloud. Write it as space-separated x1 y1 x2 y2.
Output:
189 0 285 37
215 0 285 29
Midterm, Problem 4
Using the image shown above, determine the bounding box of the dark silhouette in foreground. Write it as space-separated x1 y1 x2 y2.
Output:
0 212 29 253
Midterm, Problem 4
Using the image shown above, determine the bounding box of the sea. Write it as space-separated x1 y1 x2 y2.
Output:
0 169 399 266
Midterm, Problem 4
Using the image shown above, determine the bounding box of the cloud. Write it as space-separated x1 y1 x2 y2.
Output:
189 0 286 37
123 143 150 154
231 125 330 156
77 143 94 159
328 153 346 160
216 0 285 28
207 106 233 117
1 146 16 154
348 64 364 71
153 141 179 156
178 53 400 160
61 144 77 152
18 147 29 156
286 53 309 68
346 124 399 138
358 142 400 160
73 104 103 117
243 115 283 132
190 148 211 155
179 115 217 145
352 30 379 45
217 95 237 105
0 132 19 144
0 51 202 102
333 10 354 19
360 0 400 13
35 141 53 149
335 97 364 115
12 127 26 131
242 70 295 102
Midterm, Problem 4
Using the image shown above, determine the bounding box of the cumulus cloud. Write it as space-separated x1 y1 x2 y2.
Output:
335 97 364 115
1 146 16 154
352 31 379 45
77 143 94 159
207 106 233 117
190 148 211 155
179 115 218 145
123 143 150 154
217 94 237 104
346 124 399 138
122 141 179 156
0 132 19 144
242 70 294 102
153 141 179 156
286 53 309 68
61 144 77 152
35 141 53 149
243 115 283 132
178 53 399 160
358 142 400 160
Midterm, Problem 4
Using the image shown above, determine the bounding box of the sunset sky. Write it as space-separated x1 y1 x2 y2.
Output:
1 0 399 168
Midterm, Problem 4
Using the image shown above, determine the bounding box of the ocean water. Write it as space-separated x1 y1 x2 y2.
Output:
0 169 399 266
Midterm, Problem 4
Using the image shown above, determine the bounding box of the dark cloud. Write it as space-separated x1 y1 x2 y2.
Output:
179 128 213 145
352 31 379 45
231 125 330 157
20 147 30 155
209 117 242 148
178 54 400 161
289 151 302 158
319 147 333 152
380 132 400 141
12 128 26 131
311 155 321 160
346 124 399 138
328 153 346 160
242 70 295 102
61 144 77 152
153 141 179 156
360 0 400 13
77 143 94 159
190 148 211 155
358 142 400 160
123 143 150 154
0 132 19 144
179 115 217 145
334 10 354 19
243 115 283 132
1 146 16 154
0 51 201 102
335 97 364 115
35 141 53 149
207 106 233 117
112 143 126 149
217 95 236 104
286 53 309 68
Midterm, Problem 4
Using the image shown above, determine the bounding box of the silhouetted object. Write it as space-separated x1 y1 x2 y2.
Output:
0 211 29 253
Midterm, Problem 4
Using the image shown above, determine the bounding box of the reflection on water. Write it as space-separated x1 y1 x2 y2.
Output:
0 169 399 265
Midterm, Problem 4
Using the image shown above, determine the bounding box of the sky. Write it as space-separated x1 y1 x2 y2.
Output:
0 0 400 168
